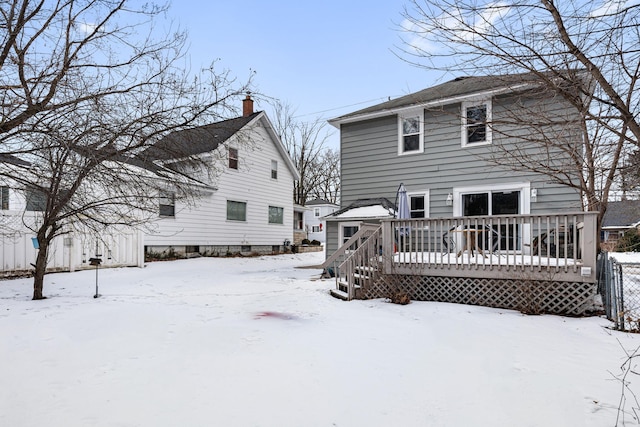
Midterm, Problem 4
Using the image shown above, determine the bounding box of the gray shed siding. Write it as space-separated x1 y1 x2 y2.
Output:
339 94 582 216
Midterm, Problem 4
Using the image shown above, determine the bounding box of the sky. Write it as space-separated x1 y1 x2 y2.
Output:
167 1 446 148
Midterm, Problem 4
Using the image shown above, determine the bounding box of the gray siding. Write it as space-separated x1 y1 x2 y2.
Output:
339 94 582 215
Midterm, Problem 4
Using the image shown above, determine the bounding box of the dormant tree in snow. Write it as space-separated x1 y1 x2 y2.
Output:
0 1 251 299
270 100 339 205
399 0 640 221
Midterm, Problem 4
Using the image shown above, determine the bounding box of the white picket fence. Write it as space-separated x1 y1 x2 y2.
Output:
0 213 144 276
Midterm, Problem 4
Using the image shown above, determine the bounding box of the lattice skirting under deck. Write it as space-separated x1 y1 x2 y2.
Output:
361 274 598 315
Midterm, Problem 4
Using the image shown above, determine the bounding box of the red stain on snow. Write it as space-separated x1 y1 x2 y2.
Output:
254 311 297 320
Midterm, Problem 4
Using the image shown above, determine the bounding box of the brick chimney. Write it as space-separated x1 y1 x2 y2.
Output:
242 93 254 117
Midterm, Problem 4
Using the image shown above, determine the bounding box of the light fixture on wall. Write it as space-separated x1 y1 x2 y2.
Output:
531 188 538 202
446 193 453 206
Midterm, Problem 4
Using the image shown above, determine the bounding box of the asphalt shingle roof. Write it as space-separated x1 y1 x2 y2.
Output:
331 71 578 122
140 112 260 161
602 201 640 228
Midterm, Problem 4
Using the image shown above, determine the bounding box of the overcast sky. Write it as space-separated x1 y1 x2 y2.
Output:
169 1 447 147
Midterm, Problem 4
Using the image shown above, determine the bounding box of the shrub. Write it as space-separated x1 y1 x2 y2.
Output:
388 289 411 305
616 228 640 252
310 239 321 246
301 239 311 245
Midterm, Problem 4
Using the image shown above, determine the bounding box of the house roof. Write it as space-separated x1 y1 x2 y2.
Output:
305 198 339 207
140 112 261 161
137 111 300 182
602 201 640 228
329 71 585 127
325 198 396 220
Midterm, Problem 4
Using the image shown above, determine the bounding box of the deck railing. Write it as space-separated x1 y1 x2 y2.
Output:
320 223 380 292
381 211 598 283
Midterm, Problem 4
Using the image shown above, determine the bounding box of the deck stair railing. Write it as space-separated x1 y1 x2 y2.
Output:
319 223 381 299
337 225 383 300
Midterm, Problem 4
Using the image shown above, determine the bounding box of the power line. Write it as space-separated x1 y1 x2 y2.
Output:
291 96 401 119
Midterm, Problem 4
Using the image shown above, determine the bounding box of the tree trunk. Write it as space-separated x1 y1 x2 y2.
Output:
32 237 49 300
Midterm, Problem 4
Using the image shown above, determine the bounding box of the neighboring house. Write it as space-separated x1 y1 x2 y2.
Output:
601 200 640 250
293 204 309 245
303 199 339 244
142 96 300 256
324 73 584 257
0 155 143 275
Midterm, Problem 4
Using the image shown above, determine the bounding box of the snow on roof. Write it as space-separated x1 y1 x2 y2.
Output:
331 205 395 219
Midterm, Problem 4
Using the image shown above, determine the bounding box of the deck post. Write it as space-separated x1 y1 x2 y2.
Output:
382 220 394 274
580 212 598 280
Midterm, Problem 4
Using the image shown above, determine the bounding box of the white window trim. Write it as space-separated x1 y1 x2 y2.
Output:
407 190 430 219
452 182 531 253
398 109 424 156
314 207 321 217
339 221 361 246
461 100 492 147
452 182 530 217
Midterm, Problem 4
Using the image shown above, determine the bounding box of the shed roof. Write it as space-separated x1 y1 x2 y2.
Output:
326 198 396 219
602 201 640 228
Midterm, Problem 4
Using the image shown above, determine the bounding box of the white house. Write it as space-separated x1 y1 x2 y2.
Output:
142 96 301 257
0 155 143 276
303 199 339 244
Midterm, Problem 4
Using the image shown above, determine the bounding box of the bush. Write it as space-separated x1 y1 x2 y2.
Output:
301 239 311 245
616 228 640 252
388 289 411 305
310 239 321 246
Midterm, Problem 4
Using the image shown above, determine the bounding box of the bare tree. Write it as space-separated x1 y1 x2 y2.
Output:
620 149 640 200
270 100 337 205
0 1 251 299
399 0 640 222
309 147 340 204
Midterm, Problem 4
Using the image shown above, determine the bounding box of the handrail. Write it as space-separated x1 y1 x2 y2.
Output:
320 223 379 269
338 225 383 300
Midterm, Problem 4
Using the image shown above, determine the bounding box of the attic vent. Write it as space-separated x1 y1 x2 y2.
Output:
454 76 471 81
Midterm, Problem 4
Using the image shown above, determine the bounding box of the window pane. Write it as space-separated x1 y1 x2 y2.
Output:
26 188 46 212
466 105 487 143
410 195 425 218
229 147 238 169
467 124 486 143
268 206 283 224
227 200 246 221
462 193 489 216
342 225 359 244
403 116 420 135
271 160 278 179
403 134 420 152
492 191 519 215
159 191 175 217
467 105 486 124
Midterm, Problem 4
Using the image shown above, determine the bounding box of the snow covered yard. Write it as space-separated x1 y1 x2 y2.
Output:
1 252 639 427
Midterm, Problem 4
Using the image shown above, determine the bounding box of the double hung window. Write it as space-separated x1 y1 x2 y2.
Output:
462 101 492 146
227 200 246 221
398 112 424 155
268 206 284 224
159 191 175 217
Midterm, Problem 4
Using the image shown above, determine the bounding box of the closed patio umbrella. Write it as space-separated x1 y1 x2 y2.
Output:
395 183 410 251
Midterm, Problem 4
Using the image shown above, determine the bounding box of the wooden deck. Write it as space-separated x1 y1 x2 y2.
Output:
323 212 599 314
